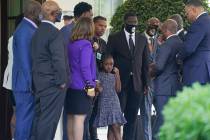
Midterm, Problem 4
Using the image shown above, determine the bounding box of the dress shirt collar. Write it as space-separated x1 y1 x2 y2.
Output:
167 34 177 40
176 28 184 35
124 28 135 46
24 17 38 28
124 28 135 37
196 12 207 20
144 31 155 40
42 20 57 28
144 31 152 39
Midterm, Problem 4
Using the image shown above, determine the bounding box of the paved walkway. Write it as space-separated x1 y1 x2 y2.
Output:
98 127 108 140
54 111 108 140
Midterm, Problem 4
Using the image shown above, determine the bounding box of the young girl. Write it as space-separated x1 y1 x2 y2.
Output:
93 54 126 140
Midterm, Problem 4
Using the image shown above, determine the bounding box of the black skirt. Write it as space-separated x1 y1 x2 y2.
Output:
65 88 92 114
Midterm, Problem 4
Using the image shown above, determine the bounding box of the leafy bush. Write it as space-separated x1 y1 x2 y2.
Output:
110 0 209 33
159 83 210 140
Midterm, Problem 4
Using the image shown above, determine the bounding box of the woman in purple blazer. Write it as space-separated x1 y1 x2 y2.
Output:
65 17 96 140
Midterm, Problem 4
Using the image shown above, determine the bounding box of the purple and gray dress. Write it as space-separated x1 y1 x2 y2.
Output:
93 72 126 127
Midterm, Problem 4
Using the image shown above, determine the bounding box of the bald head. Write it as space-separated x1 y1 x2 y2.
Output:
41 0 61 22
169 14 183 30
23 0 41 24
160 19 178 39
161 19 178 34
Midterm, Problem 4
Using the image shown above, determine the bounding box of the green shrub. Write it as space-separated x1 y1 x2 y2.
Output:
159 83 210 140
110 0 209 33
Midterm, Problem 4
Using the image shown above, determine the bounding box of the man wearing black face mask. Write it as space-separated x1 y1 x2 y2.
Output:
144 17 160 62
107 12 150 140
143 17 161 140
30 1 69 140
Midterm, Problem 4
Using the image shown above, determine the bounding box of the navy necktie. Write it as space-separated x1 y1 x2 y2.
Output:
129 34 135 56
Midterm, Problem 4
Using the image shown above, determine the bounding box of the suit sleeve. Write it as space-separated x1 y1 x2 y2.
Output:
80 42 95 87
155 44 171 76
15 32 32 89
49 31 68 86
142 41 151 88
178 22 205 60
107 35 114 55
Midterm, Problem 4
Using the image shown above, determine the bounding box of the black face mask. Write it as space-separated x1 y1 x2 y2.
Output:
146 25 159 37
55 11 62 22
125 24 137 34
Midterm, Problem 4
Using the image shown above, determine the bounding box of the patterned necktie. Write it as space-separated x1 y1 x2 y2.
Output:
149 37 154 47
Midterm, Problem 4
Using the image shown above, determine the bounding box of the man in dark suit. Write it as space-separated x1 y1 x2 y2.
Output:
60 2 93 46
93 16 107 72
60 2 93 140
12 1 41 140
169 14 187 83
30 1 69 140
150 19 182 140
169 14 187 41
178 0 210 86
107 12 150 140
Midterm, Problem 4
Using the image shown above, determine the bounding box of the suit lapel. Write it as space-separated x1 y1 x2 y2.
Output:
134 33 140 57
120 31 132 58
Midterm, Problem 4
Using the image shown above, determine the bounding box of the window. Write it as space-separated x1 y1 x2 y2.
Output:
94 0 124 23
8 0 22 37
7 0 44 37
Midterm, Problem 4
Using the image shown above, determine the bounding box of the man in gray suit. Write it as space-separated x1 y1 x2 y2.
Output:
30 1 69 140
150 19 182 140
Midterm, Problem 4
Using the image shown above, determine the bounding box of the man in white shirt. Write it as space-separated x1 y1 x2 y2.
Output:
107 12 150 140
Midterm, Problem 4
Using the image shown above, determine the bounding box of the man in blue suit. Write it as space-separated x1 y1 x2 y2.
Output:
178 0 210 86
150 19 182 140
60 2 93 46
12 1 41 140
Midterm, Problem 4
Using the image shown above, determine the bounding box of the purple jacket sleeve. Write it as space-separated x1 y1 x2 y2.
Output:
80 42 95 87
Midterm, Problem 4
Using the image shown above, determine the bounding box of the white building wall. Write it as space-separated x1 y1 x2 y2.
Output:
53 0 124 34
54 0 94 12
